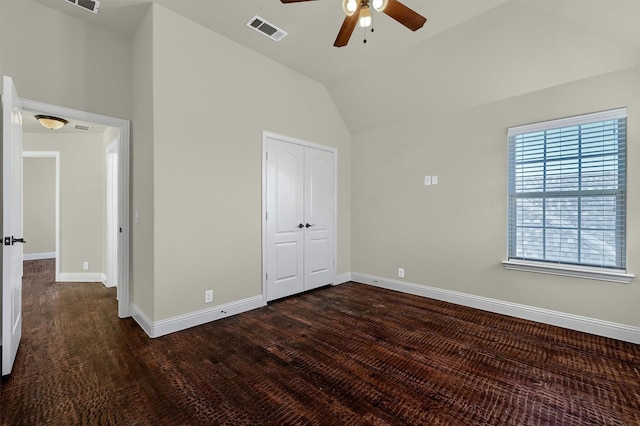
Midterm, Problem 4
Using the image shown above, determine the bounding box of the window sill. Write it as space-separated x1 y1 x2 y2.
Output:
502 260 634 284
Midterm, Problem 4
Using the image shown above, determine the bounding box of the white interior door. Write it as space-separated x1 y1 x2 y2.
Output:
265 138 305 301
264 134 335 302
304 148 335 290
2 75 24 376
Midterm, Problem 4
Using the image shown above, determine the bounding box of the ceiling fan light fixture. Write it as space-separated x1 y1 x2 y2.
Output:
372 0 388 12
281 0 426 48
358 5 372 28
35 115 68 130
342 0 358 16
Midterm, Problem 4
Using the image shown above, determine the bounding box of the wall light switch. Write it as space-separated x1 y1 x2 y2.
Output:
432 175 438 185
424 176 432 186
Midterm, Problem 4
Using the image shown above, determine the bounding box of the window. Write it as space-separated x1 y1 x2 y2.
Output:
505 108 632 282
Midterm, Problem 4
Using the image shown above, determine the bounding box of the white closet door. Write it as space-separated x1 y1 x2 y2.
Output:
265 138 305 301
303 147 334 290
265 135 335 301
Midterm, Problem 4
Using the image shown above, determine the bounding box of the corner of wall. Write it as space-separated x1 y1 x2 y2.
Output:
131 4 156 320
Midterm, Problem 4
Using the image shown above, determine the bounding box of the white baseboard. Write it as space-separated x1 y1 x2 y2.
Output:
130 304 154 337
351 273 640 345
101 277 116 288
131 295 266 339
334 272 352 285
57 272 107 283
24 252 56 261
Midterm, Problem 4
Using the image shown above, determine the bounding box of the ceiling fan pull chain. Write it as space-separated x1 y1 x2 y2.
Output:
363 16 374 44
363 11 375 44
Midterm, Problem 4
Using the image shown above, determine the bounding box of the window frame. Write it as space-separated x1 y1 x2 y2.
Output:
503 108 634 284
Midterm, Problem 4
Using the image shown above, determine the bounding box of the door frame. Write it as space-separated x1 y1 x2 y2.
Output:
105 141 118 288
21 99 131 318
261 131 338 304
21 151 61 280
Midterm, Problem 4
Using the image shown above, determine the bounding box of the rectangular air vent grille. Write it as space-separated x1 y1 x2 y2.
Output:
75 124 91 131
246 15 288 42
65 0 100 14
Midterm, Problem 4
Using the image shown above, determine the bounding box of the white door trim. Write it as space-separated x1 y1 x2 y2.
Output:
20 99 131 318
22 151 61 281
105 141 118 288
261 131 338 304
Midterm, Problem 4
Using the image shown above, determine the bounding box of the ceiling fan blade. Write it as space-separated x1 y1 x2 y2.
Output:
280 0 317 3
333 3 362 47
382 0 426 31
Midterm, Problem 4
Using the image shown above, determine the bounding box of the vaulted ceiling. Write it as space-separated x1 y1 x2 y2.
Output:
29 0 640 134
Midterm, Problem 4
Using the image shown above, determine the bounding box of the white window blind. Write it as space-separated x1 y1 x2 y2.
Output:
507 108 627 271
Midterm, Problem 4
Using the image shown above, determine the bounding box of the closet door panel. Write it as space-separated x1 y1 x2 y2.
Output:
304 147 335 290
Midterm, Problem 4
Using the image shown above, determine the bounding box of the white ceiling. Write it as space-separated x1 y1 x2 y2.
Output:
28 0 515 85
27 0 640 134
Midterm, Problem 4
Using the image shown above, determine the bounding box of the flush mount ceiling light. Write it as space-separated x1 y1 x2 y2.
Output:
35 115 69 130
281 0 425 47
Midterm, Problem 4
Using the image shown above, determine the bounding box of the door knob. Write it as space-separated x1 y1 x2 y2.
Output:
297 223 305 229
305 223 315 228
11 236 26 245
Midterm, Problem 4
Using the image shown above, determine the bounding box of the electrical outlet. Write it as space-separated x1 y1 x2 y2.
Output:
205 290 213 304
83 261 89 270
398 268 405 278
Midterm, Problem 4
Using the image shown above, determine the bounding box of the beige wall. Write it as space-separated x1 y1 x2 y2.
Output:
352 67 640 327
0 0 132 120
131 6 155 318
22 156 56 255
149 5 351 320
23 133 106 275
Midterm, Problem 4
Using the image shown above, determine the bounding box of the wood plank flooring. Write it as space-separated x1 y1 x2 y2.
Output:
1 259 639 425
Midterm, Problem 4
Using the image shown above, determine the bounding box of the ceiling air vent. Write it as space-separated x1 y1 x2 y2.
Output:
246 15 288 42
65 0 100 14
74 124 91 131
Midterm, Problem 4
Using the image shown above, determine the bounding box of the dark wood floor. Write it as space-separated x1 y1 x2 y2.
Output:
2 259 639 425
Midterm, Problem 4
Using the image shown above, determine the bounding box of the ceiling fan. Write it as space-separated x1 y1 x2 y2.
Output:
280 0 426 47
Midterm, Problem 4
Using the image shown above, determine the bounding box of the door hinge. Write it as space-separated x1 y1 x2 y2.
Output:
266 273 268 281
266 152 268 160
266 212 268 220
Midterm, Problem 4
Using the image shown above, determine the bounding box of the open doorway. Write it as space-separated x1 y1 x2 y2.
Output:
22 151 60 280
21 99 130 318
